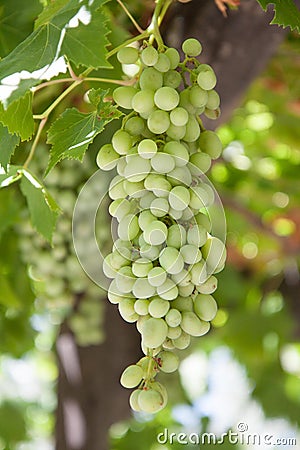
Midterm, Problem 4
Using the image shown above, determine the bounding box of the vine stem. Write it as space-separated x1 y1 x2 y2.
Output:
116 0 145 33
145 349 154 387
23 118 47 169
33 76 136 94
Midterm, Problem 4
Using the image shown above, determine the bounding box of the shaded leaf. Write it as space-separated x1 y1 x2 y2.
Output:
46 90 122 174
0 273 21 308
20 169 60 242
0 0 111 107
257 0 300 32
0 189 21 238
0 124 20 170
0 165 22 188
0 92 34 140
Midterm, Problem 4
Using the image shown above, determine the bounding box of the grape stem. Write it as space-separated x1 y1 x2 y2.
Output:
145 349 154 386
23 117 47 169
116 0 145 34
147 0 172 50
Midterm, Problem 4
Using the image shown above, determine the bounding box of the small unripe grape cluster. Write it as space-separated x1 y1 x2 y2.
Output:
97 38 226 413
18 152 111 346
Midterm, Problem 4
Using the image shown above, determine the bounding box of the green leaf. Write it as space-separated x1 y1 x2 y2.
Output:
0 273 21 308
257 0 300 32
0 189 21 238
46 89 122 174
0 0 42 57
0 0 112 107
0 165 22 188
20 169 60 242
0 92 34 140
0 124 20 170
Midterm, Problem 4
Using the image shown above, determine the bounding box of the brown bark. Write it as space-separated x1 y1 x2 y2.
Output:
55 1 289 449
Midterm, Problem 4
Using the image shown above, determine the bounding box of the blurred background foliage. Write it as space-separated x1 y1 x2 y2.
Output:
0 0 299 449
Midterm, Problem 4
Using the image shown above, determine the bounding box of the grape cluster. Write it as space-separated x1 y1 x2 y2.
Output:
97 38 226 413
18 150 111 346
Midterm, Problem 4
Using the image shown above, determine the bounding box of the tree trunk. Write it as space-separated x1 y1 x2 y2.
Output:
55 1 287 448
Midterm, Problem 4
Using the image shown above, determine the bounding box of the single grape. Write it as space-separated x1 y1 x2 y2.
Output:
197 64 217 90
147 110 170 134
206 90 220 110
148 297 170 318
189 85 208 108
141 46 159 66
117 46 139 64
154 53 171 72
113 86 137 109
138 388 164 413
118 298 139 323
133 278 156 299
138 139 157 159
124 116 145 136
198 130 223 159
132 257 153 277
165 308 182 327
150 197 169 217
124 154 151 182
156 278 178 301
157 351 179 373
172 331 191 349
159 247 185 275
164 141 189 167
163 70 182 88
169 186 190 211
134 299 150 316
182 38 202 56
96 144 119 171
165 47 180 69
148 267 167 287
166 224 186 249
112 130 132 155
130 389 142 411
181 311 210 336
194 293 218 321
151 152 175 174
117 214 140 241
139 67 163 90
197 275 218 294
154 87 180 111
143 220 168 246
180 244 202 264
120 364 143 388
141 317 168 348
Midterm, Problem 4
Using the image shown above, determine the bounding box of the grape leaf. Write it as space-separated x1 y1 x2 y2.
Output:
0 273 21 308
0 124 20 171
20 169 61 242
0 92 34 141
0 0 112 108
256 0 300 32
0 165 22 188
0 0 42 57
46 89 122 174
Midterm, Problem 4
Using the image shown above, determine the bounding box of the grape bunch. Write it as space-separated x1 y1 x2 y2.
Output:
18 150 111 346
97 38 226 413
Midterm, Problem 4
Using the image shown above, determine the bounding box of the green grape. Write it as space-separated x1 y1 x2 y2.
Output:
96 143 119 171
120 364 143 388
141 317 168 348
172 333 191 350
206 90 220 110
180 244 202 264
148 267 167 287
197 275 218 294
150 197 169 217
148 297 170 318
143 220 168 246
154 87 180 111
157 351 179 373
165 308 182 327
130 389 142 412
133 278 156 299
112 130 133 155
171 269 191 287
147 110 170 134
198 130 223 159
169 186 190 211
202 236 226 272
183 115 200 142
180 89 197 115
159 247 184 275
139 67 163 90
187 225 207 247
116 157 127 176
138 139 157 159
109 198 131 221
123 179 145 198
163 70 182 88
139 191 156 209
124 154 151 182
134 299 150 316
164 141 189 167
113 86 137 109
110 248 131 270
167 166 192 187
166 123 186 141
170 106 189 127
132 89 155 114
157 278 178 301
144 174 172 197
103 254 118 279
194 293 218 321
132 257 153 277
165 47 180 69
117 214 140 241
190 260 207 285
189 185 211 209
189 152 212 174
172 296 193 312
136 314 151 333
116 266 136 293
109 175 127 199
194 212 212 232
117 46 139 64
141 46 159 66
154 53 171 72
189 85 208 108
167 326 182 339
151 152 175 174
178 284 195 297
166 224 186 249
139 243 161 261
182 38 202 56
118 298 138 322
124 116 145 136
181 207 194 221
169 207 183 220
138 388 164 413
181 311 210 336
150 381 168 408
138 209 156 230
204 107 220 120
197 64 217 90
